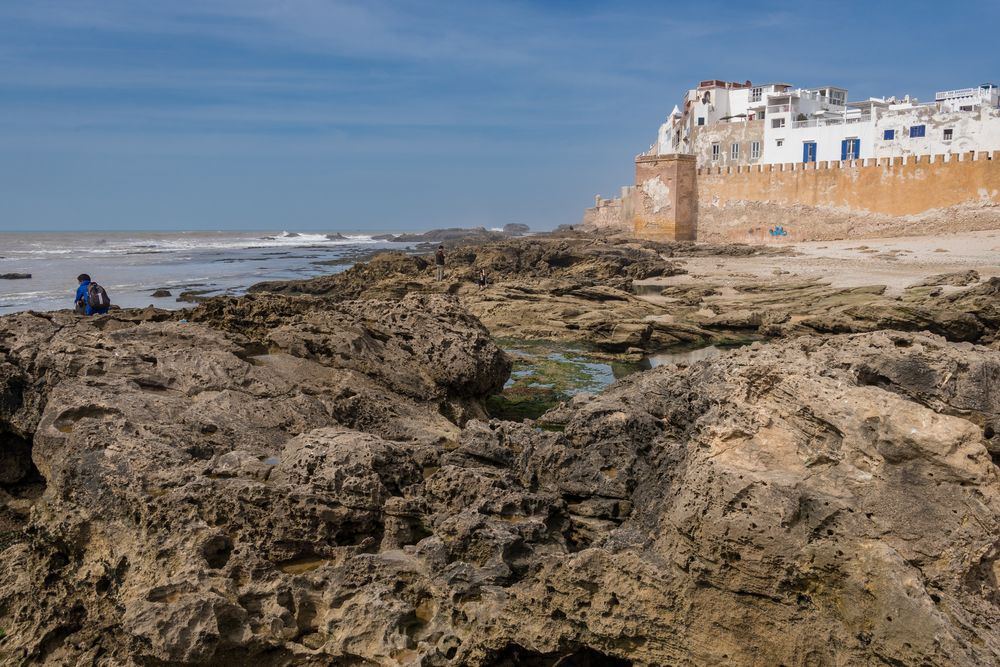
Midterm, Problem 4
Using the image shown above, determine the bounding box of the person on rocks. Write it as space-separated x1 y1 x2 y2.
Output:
435 245 445 281
74 273 111 315
477 268 488 290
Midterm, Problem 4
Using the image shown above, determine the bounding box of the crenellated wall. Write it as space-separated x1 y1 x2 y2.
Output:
695 150 1000 241
582 150 1000 241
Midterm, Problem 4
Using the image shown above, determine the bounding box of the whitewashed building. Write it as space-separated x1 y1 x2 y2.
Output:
650 80 1000 167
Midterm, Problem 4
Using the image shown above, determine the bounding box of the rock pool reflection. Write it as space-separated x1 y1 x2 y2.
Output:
486 340 750 422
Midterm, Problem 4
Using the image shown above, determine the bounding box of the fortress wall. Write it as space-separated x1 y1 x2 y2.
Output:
694 151 1000 241
584 151 1000 242
581 198 624 231
633 154 697 241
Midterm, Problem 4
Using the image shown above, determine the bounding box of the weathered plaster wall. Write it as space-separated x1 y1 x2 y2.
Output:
762 106 1000 165
633 154 697 241
874 106 1000 158
696 152 1000 241
690 120 765 167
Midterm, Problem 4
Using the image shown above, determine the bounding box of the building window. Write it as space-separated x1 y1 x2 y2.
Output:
697 117 705 126
803 141 817 163
943 128 953 141
776 139 784 147
731 143 740 160
751 141 761 159
883 129 895 140
712 143 720 160
960 105 973 111
910 125 926 138
772 118 786 129
750 87 763 103
841 138 860 160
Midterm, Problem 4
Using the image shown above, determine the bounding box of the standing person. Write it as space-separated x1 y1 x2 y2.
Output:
435 245 445 281
477 268 488 290
74 274 111 315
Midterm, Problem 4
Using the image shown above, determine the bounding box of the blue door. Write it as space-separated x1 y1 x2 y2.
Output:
803 142 817 163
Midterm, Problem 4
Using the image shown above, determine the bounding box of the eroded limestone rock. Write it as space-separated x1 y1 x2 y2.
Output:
2 321 999 665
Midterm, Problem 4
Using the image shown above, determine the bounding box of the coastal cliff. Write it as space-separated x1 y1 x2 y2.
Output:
2 233 1000 666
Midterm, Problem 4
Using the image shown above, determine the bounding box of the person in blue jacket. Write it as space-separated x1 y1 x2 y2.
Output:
74 274 109 315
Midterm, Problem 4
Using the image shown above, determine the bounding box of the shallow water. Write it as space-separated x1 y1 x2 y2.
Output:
0 230 409 315
488 340 752 422
644 344 727 367
488 341 648 421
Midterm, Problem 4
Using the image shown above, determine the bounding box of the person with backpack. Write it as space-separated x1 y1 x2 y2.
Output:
434 245 445 281
74 274 111 315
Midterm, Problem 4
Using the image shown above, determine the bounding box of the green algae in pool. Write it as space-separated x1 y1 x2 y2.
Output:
486 340 643 422
486 339 756 423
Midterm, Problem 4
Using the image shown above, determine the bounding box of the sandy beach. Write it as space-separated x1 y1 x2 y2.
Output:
642 229 1000 296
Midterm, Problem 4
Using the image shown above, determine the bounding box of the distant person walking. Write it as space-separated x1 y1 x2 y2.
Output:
74 274 111 315
435 245 445 281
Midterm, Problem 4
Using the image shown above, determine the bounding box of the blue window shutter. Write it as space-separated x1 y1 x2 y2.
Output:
841 139 848 160
884 129 894 140
854 139 860 159
803 143 809 162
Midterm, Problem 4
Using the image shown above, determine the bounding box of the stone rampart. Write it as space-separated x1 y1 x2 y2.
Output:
632 154 697 241
583 150 1000 242
696 150 1000 241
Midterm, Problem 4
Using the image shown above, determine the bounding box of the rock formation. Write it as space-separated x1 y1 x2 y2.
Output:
249 237 721 352
248 233 1000 355
3 234 1000 665
3 292 1000 666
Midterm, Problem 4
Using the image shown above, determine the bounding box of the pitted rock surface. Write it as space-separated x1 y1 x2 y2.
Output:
245 235 1000 354
3 313 1000 665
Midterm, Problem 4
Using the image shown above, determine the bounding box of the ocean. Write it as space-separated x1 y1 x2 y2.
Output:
0 231 411 315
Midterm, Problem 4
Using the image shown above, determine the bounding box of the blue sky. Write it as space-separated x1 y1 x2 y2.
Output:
0 0 996 232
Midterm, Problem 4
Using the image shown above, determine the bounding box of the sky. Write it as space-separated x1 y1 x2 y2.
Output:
0 0 997 232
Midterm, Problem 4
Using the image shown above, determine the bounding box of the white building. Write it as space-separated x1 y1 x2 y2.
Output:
651 80 1000 167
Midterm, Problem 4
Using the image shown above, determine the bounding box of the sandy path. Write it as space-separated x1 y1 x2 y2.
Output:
647 230 1000 296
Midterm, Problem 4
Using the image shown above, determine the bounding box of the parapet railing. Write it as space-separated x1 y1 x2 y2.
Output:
935 88 981 100
695 149 999 176
799 92 846 110
792 114 872 128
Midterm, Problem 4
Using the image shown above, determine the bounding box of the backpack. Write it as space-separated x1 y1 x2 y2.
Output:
87 282 111 309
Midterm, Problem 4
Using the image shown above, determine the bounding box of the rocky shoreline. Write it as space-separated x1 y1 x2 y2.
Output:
2 231 1000 665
